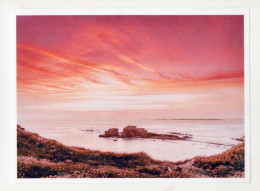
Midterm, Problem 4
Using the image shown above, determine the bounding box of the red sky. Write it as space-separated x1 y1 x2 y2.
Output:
17 15 244 118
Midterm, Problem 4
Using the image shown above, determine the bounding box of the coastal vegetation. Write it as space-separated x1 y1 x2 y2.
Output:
17 125 244 178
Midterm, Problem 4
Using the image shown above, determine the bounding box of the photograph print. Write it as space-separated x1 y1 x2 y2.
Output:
16 13 246 178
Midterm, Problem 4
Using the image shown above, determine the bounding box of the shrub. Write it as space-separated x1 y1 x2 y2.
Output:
193 142 244 177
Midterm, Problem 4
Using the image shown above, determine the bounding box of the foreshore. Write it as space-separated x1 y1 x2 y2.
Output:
17 125 245 178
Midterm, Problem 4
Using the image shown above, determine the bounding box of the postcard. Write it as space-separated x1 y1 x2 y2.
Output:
11 8 249 182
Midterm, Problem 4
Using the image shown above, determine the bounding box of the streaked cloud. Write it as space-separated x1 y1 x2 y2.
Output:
17 16 244 117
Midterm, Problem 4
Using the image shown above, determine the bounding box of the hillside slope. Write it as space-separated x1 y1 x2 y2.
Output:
17 125 244 178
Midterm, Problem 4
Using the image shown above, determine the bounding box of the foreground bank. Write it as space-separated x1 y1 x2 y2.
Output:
17 125 244 178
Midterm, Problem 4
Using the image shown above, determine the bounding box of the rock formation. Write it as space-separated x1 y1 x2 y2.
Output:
99 128 119 137
121 126 148 138
99 125 191 140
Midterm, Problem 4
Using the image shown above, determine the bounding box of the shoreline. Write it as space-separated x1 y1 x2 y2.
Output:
24 126 237 162
17 125 245 178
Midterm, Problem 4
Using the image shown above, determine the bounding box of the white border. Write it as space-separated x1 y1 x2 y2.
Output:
10 8 250 183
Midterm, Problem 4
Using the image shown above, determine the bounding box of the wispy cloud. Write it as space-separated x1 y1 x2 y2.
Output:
17 16 244 117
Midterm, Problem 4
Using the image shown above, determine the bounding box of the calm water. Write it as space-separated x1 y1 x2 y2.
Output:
17 110 244 162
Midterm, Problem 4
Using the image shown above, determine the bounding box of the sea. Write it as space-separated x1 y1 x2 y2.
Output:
17 109 244 162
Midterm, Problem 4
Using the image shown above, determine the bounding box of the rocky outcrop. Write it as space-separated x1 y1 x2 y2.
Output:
146 132 190 140
99 128 119 137
99 125 191 140
121 126 148 138
236 136 244 142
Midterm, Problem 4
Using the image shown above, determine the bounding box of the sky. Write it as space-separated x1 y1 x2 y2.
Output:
17 15 244 118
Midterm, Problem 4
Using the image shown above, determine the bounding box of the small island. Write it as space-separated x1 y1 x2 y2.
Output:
99 125 192 140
